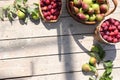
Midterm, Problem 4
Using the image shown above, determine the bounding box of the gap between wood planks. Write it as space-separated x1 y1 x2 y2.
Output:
0 67 120 80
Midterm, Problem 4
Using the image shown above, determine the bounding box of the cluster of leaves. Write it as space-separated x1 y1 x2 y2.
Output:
89 44 105 63
99 60 113 80
0 0 40 23
88 44 113 80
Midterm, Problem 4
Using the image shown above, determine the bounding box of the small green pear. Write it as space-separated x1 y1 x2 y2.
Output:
17 10 26 19
85 14 89 20
74 0 82 7
79 8 83 13
82 0 93 5
89 14 96 21
89 57 97 66
88 7 94 15
82 63 91 72
91 3 100 14
96 14 104 21
31 13 40 20
72 6 79 14
77 13 87 21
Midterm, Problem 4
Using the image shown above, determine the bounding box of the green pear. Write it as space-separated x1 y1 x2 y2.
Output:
17 10 26 19
71 6 79 14
79 8 83 13
85 14 89 20
89 14 96 21
91 3 100 14
82 0 93 5
100 4 109 13
82 2 90 12
77 13 87 20
96 14 104 21
32 13 40 20
88 7 94 15
74 0 82 7
82 63 91 72
89 57 97 66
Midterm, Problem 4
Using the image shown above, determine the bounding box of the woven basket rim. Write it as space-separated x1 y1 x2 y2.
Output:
66 0 110 24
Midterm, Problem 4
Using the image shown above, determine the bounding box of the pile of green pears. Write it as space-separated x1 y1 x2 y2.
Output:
69 0 109 22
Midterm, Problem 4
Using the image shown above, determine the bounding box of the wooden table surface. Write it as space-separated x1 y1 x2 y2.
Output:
0 0 120 80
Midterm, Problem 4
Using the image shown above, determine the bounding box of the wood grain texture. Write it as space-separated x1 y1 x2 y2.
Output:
5 68 120 80
0 0 120 80
0 58 32 79
0 49 119 79
0 13 120 39
0 35 119 59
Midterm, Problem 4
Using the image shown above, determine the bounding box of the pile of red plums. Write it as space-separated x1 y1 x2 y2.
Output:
99 18 120 43
40 0 62 22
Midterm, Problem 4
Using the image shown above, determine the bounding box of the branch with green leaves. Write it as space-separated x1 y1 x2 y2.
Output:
89 44 105 63
82 44 114 80
0 0 40 23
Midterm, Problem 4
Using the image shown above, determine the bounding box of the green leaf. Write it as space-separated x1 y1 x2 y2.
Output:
24 17 28 23
91 44 105 61
99 60 113 80
27 7 34 14
33 3 39 7
96 44 105 60
89 52 101 63
2 5 9 10
15 0 23 6
89 76 96 80
32 11 38 16
8 12 14 20
91 45 99 53
104 60 113 68
99 76 111 80
9 5 17 14
23 0 28 4
89 65 97 72
19 8 26 13
106 68 112 75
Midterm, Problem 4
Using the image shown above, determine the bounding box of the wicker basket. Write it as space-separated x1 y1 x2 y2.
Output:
39 0 62 22
66 0 118 24
95 18 120 45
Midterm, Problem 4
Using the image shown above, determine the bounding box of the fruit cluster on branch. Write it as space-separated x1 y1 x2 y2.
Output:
82 44 113 80
0 0 40 23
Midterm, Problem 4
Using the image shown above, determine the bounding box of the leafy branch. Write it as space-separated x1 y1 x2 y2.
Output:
0 0 40 23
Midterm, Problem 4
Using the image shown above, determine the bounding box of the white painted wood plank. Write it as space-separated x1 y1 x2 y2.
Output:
0 35 119 59
0 12 119 40
5 68 120 80
0 17 96 39
0 0 119 39
0 58 32 79
33 49 120 76
0 11 120 39
0 49 119 79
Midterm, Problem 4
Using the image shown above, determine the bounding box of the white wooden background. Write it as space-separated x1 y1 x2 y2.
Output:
0 0 120 80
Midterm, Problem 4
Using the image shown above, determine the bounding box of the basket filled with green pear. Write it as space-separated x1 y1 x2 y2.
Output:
67 0 117 24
